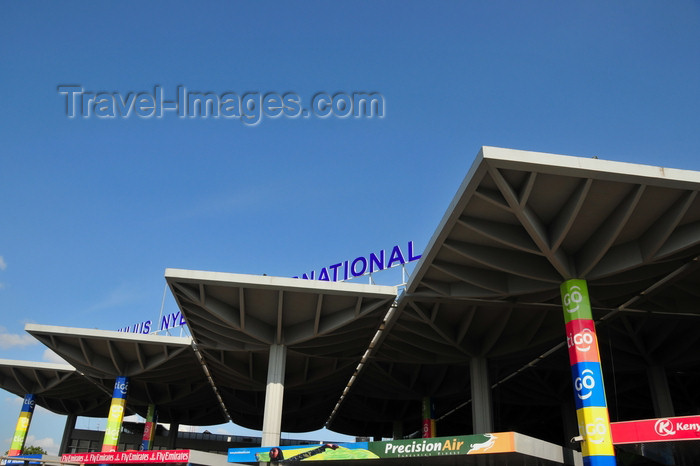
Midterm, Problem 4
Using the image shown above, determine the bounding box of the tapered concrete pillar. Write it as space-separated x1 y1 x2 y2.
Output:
392 421 403 440
261 344 287 447
141 404 158 450
8 394 36 456
59 413 77 454
561 399 579 448
102 376 129 452
470 356 493 434
422 397 436 438
647 365 675 418
561 279 615 466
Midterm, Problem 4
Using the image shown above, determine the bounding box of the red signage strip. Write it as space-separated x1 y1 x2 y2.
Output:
611 415 700 444
61 450 190 464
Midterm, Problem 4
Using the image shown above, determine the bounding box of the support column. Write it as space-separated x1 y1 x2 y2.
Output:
392 421 403 440
8 394 36 456
59 413 77 454
421 397 436 438
102 376 129 452
261 344 287 447
168 422 179 449
141 404 158 450
560 399 579 448
561 279 615 466
470 356 493 434
647 365 675 418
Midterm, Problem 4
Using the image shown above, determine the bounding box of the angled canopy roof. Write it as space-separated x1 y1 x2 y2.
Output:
409 146 700 298
25 325 227 425
0 359 111 417
330 147 700 439
3 147 700 447
165 269 397 432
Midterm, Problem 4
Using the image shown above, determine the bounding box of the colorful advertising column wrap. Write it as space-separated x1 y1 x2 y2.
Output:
141 404 158 450
8 394 36 456
561 279 615 466
102 376 129 452
421 397 436 438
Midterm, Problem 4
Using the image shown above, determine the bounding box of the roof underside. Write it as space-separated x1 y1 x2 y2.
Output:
165 270 397 431
23 325 227 425
0 360 111 417
329 147 700 439
4 147 700 445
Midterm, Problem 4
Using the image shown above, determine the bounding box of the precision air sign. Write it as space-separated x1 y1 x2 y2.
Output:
561 279 616 466
228 433 514 462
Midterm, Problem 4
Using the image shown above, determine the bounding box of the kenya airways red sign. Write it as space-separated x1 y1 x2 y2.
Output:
611 415 700 444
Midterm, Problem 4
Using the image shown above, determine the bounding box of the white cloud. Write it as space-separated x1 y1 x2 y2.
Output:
158 423 196 433
25 434 60 455
0 327 38 349
0 256 6 289
7 395 23 406
42 349 67 364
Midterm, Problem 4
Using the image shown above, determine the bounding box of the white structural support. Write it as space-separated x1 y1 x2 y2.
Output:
470 356 493 434
261 344 287 447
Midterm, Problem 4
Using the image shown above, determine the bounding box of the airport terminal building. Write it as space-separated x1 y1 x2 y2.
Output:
2 147 700 465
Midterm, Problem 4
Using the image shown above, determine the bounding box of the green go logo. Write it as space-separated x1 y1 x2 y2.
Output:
564 285 583 314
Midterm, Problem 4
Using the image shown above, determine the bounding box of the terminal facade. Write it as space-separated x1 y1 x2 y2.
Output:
2 147 700 465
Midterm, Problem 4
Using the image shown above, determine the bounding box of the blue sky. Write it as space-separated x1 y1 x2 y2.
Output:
2 0 700 455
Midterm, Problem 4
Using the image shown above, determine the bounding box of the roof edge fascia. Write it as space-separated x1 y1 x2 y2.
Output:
0 358 76 371
481 146 700 187
165 268 398 297
25 323 193 345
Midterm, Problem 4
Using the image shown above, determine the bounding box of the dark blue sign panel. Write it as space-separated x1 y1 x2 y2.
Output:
295 241 421 282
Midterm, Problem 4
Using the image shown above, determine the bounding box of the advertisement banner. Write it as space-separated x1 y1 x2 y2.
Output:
576 407 615 457
368 433 513 459
229 443 372 463
61 450 190 464
561 279 594 323
4 454 41 465
565 319 601 364
228 433 515 462
611 415 700 444
570 362 607 409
